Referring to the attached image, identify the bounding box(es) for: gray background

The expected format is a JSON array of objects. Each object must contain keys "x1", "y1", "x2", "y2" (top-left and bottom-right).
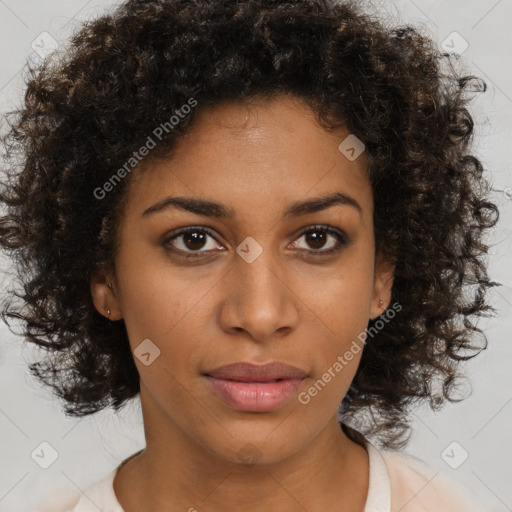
[{"x1": 0, "y1": 0, "x2": 511, "y2": 510}]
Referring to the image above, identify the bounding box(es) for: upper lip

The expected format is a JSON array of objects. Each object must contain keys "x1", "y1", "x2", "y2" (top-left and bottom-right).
[{"x1": 203, "y1": 361, "x2": 308, "y2": 382}]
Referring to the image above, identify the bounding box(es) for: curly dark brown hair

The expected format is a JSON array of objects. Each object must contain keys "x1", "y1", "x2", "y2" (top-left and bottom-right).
[{"x1": 0, "y1": 0, "x2": 501, "y2": 449}]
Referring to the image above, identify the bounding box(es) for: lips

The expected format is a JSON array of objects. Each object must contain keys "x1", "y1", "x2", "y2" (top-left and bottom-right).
[
  {"x1": 202, "y1": 361, "x2": 307, "y2": 412},
  {"x1": 203, "y1": 361, "x2": 308, "y2": 382}
]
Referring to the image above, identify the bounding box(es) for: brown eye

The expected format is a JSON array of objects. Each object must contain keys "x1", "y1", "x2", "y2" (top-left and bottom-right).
[
  {"x1": 182, "y1": 231, "x2": 208, "y2": 251},
  {"x1": 304, "y1": 230, "x2": 328, "y2": 250},
  {"x1": 290, "y1": 225, "x2": 349, "y2": 254},
  {"x1": 164, "y1": 227, "x2": 224, "y2": 256}
]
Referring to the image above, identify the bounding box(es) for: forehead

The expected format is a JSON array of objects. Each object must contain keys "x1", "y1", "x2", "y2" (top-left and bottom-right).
[{"x1": 124, "y1": 94, "x2": 373, "y2": 223}]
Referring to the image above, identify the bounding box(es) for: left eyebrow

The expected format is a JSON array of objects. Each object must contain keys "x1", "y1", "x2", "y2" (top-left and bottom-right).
[
  {"x1": 282, "y1": 192, "x2": 363, "y2": 219},
  {"x1": 141, "y1": 192, "x2": 363, "y2": 219}
]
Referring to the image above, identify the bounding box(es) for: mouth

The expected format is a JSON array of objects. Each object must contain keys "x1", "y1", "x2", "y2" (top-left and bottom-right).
[
  {"x1": 202, "y1": 376, "x2": 305, "y2": 412},
  {"x1": 203, "y1": 361, "x2": 308, "y2": 381},
  {"x1": 202, "y1": 361, "x2": 307, "y2": 412}
]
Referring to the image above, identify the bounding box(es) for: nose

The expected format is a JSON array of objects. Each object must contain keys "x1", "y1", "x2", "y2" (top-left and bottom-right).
[{"x1": 218, "y1": 253, "x2": 300, "y2": 343}]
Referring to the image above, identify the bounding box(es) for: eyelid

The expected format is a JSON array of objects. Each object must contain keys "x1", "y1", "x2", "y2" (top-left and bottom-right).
[
  {"x1": 289, "y1": 224, "x2": 349, "y2": 254},
  {"x1": 163, "y1": 225, "x2": 224, "y2": 254},
  {"x1": 163, "y1": 224, "x2": 349, "y2": 256}
]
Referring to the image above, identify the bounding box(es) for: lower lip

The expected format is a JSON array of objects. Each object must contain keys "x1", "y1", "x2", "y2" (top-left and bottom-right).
[{"x1": 203, "y1": 376, "x2": 304, "y2": 412}]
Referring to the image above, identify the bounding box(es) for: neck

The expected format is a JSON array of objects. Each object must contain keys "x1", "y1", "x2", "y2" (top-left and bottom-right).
[{"x1": 114, "y1": 387, "x2": 369, "y2": 512}]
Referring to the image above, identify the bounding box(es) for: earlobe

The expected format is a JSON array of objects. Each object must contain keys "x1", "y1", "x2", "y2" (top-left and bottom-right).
[{"x1": 90, "y1": 271, "x2": 122, "y2": 320}]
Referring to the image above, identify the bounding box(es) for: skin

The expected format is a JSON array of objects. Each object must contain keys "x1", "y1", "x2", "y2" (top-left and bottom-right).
[{"x1": 91, "y1": 93, "x2": 395, "y2": 512}]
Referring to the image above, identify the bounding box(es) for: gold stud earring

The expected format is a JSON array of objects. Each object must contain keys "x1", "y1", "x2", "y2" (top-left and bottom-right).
[{"x1": 107, "y1": 283, "x2": 113, "y2": 316}]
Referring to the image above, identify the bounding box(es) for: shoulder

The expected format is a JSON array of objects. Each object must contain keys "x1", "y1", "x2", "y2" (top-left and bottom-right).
[
  {"x1": 33, "y1": 450, "x2": 143, "y2": 511},
  {"x1": 33, "y1": 469, "x2": 121, "y2": 512},
  {"x1": 377, "y1": 447, "x2": 489, "y2": 512}
]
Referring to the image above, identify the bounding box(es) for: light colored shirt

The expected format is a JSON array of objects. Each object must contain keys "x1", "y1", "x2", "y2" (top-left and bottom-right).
[{"x1": 34, "y1": 438, "x2": 492, "y2": 512}]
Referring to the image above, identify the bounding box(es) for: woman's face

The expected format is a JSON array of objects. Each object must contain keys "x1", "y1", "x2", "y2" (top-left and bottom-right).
[{"x1": 92, "y1": 94, "x2": 394, "y2": 465}]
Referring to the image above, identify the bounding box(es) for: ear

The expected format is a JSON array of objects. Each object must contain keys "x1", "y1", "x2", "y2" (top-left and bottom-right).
[
  {"x1": 369, "y1": 250, "x2": 395, "y2": 320},
  {"x1": 90, "y1": 269, "x2": 123, "y2": 320}
]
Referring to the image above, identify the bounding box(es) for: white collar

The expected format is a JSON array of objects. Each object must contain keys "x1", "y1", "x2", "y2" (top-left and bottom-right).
[{"x1": 363, "y1": 439, "x2": 392, "y2": 512}]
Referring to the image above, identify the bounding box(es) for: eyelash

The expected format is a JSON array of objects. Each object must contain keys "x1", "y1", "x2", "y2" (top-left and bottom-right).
[{"x1": 163, "y1": 224, "x2": 349, "y2": 259}]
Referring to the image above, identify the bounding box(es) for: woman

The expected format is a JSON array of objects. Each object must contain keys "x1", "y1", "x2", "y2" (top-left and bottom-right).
[{"x1": 0, "y1": 0, "x2": 500, "y2": 510}]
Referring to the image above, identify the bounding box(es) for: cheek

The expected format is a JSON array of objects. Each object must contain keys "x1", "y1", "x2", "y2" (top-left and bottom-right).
[
  {"x1": 299, "y1": 248, "x2": 375, "y2": 337},
  {"x1": 115, "y1": 239, "x2": 212, "y2": 346},
  {"x1": 295, "y1": 289, "x2": 368, "y2": 422},
  {"x1": 298, "y1": 248, "x2": 374, "y2": 393},
  {"x1": 114, "y1": 246, "x2": 224, "y2": 404}
]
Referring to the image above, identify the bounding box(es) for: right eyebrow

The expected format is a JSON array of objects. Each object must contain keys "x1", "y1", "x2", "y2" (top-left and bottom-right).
[{"x1": 142, "y1": 196, "x2": 234, "y2": 218}]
